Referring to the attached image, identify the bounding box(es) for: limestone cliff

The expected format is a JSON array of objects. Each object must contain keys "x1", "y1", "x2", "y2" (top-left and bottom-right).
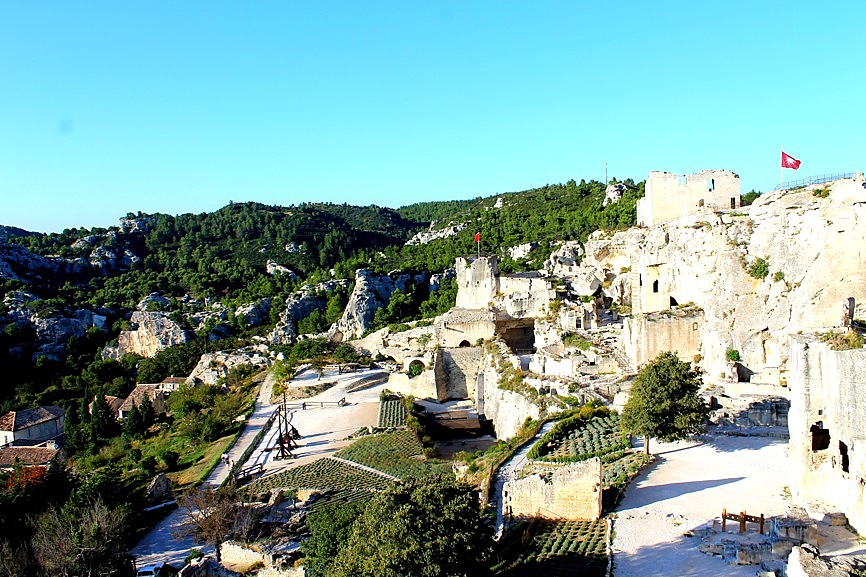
[
  {"x1": 268, "y1": 280, "x2": 350, "y2": 344},
  {"x1": 330, "y1": 269, "x2": 418, "y2": 341},
  {"x1": 107, "y1": 311, "x2": 191, "y2": 359},
  {"x1": 620, "y1": 177, "x2": 866, "y2": 378}
]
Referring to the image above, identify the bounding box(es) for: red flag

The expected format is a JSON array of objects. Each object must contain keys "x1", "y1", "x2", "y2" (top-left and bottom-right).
[
  {"x1": 781, "y1": 151, "x2": 801, "y2": 170},
  {"x1": 474, "y1": 232, "x2": 480, "y2": 243}
]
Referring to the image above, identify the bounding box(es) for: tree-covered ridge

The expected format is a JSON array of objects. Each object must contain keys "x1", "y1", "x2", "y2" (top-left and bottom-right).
[
  {"x1": 396, "y1": 198, "x2": 479, "y2": 224},
  {"x1": 379, "y1": 178, "x2": 644, "y2": 272}
]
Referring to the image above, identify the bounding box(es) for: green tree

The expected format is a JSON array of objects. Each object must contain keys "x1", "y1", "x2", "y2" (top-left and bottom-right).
[
  {"x1": 329, "y1": 476, "x2": 493, "y2": 577},
  {"x1": 89, "y1": 395, "x2": 118, "y2": 445},
  {"x1": 122, "y1": 402, "x2": 145, "y2": 438},
  {"x1": 301, "y1": 500, "x2": 367, "y2": 577},
  {"x1": 620, "y1": 351, "x2": 709, "y2": 455}
]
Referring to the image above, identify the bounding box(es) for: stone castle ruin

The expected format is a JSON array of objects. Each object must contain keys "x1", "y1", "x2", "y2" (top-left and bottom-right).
[{"x1": 349, "y1": 169, "x2": 866, "y2": 536}]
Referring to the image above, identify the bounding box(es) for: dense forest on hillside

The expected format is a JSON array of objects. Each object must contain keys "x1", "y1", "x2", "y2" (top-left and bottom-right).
[
  {"x1": 0, "y1": 177, "x2": 642, "y2": 411},
  {"x1": 0, "y1": 177, "x2": 644, "y2": 573}
]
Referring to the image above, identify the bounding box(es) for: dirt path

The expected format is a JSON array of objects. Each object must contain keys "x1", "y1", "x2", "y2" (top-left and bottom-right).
[
  {"x1": 612, "y1": 434, "x2": 790, "y2": 577},
  {"x1": 129, "y1": 367, "x2": 384, "y2": 568},
  {"x1": 129, "y1": 371, "x2": 278, "y2": 567}
]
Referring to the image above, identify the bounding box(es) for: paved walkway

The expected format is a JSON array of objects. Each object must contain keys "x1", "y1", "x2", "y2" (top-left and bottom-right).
[{"x1": 129, "y1": 370, "x2": 278, "y2": 567}]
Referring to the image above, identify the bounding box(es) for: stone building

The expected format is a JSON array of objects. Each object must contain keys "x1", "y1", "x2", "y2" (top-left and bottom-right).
[
  {"x1": 637, "y1": 169, "x2": 740, "y2": 227},
  {"x1": 0, "y1": 405, "x2": 65, "y2": 447}
]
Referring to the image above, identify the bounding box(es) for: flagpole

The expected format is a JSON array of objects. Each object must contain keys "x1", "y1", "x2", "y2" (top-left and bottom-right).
[{"x1": 780, "y1": 145, "x2": 784, "y2": 191}]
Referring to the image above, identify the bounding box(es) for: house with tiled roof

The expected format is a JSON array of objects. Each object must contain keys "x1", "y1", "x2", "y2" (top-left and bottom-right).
[
  {"x1": 0, "y1": 406, "x2": 65, "y2": 447},
  {"x1": 160, "y1": 376, "x2": 187, "y2": 391},
  {"x1": 0, "y1": 444, "x2": 64, "y2": 470},
  {"x1": 118, "y1": 385, "x2": 167, "y2": 419}
]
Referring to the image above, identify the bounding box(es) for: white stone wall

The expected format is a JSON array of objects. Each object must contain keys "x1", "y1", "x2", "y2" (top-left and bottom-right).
[
  {"x1": 788, "y1": 335, "x2": 866, "y2": 533},
  {"x1": 503, "y1": 458, "x2": 603, "y2": 520},
  {"x1": 623, "y1": 312, "x2": 703, "y2": 368},
  {"x1": 455, "y1": 257, "x2": 499, "y2": 309},
  {"x1": 638, "y1": 170, "x2": 740, "y2": 227}
]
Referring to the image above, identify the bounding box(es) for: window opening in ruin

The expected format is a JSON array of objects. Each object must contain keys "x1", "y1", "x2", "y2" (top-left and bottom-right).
[
  {"x1": 840, "y1": 441, "x2": 849, "y2": 473},
  {"x1": 730, "y1": 198, "x2": 736, "y2": 209},
  {"x1": 670, "y1": 296, "x2": 679, "y2": 308},
  {"x1": 458, "y1": 340, "x2": 471, "y2": 348},
  {"x1": 664, "y1": 232, "x2": 670, "y2": 243},
  {"x1": 678, "y1": 175, "x2": 687, "y2": 186},
  {"x1": 639, "y1": 274, "x2": 642, "y2": 287},
  {"x1": 652, "y1": 280, "x2": 659, "y2": 293},
  {"x1": 810, "y1": 423, "x2": 831, "y2": 452}
]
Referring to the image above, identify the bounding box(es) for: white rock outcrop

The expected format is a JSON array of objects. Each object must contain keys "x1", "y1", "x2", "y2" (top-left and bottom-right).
[
  {"x1": 187, "y1": 349, "x2": 272, "y2": 385},
  {"x1": 405, "y1": 223, "x2": 466, "y2": 246},
  {"x1": 107, "y1": 311, "x2": 191, "y2": 359},
  {"x1": 329, "y1": 269, "x2": 417, "y2": 341}
]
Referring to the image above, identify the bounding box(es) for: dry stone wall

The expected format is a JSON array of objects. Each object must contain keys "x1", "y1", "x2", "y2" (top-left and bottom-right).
[{"x1": 503, "y1": 458, "x2": 602, "y2": 520}]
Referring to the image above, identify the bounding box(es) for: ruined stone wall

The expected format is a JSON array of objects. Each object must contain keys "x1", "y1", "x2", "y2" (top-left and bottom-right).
[
  {"x1": 788, "y1": 335, "x2": 866, "y2": 532},
  {"x1": 497, "y1": 275, "x2": 552, "y2": 318},
  {"x1": 623, "y1": 311, "x2": 703, "y2": 367},
  {"x1": 436, "y1": 309, "x2": 496, "y2": 348},
  {"x1": 637, "y1": 170, "x2": 740, "y2": 227},
  {"x1": 476, "y1": 352, "x2": 540, "y2": 440},
  {"x1": 503, "y1": 458, "x2": 603, "y2": 520},
  {"x1": 439, "y1": 347, "x2": 482, "y2": 400},
  {"x1": 455, "y1": 256, "x2": 499, "y2": 309},
  {"x1": 387, "y1": 361, "x2": 445, "y2": 401}
]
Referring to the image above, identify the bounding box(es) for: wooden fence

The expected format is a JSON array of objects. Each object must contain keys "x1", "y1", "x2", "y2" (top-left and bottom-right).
[{"x1": 721, "y1": 508, "x2": 765, "y2": 534}]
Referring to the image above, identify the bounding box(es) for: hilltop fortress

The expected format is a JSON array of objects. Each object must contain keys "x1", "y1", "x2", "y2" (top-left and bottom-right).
[{"x1": 357, "y1": 169, "x2": 866, "y2": 532}]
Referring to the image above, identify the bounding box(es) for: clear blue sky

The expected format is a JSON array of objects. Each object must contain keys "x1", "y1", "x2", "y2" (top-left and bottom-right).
[{"x1": 2, "y1": 2, "x2": 864, "y2": 233}]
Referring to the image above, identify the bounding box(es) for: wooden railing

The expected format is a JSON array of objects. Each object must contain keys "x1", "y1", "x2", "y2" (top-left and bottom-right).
[{"x1": 721, "y1": 508, "x2": 765, "y2": 534}]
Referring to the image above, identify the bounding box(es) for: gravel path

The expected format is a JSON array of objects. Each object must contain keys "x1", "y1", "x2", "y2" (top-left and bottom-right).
[
  {"x1": 612, "y1": 434, "x2": 790, "y2": 577},
  {"x1": 129, "y1": 367, "x2": 385, "y2": 568},
  {"x1": 129, "y1": 370, "x2": 279, "y2": 567},
  {"x1": 491, "y1": 420, "x2": 557, "y2": 539}
]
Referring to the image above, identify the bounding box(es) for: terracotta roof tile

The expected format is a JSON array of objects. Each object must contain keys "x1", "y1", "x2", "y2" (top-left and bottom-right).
[{"x1": 0, "y1": 446, "x2": 59, "y2": 468}]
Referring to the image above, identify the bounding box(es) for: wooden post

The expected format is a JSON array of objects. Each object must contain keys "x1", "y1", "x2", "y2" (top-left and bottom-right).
[
  {"x1": 759, "y1": 514, "x2": 764, "y2": 535},
  {"x1": 739, "y1": 511, "x2": 746, "y2": 534},
  {"x1": 722, "y1": 508, "x2": 726, "y2": 532}
]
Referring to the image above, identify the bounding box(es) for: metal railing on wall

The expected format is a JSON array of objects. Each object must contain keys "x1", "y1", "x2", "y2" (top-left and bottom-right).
[{"x1": 774, "y1": 173, "x2": 855, "y2": 190}]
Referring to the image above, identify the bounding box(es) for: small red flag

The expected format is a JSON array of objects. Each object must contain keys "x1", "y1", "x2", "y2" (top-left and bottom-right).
[
  {"x1": 474, "y1": 232, "x2": 480, "y2": 243},
  {"x1": 781, "y1": 151, "x2": 801, "y2": 170}
]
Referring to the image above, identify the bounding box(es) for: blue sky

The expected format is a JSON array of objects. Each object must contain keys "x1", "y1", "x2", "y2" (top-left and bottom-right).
[{"x1": 1, "y1": 2, "x2": 864, "y2": 233}]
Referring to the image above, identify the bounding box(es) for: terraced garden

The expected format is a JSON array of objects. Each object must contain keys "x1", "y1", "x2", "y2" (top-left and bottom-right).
[
  {"x1": 248, "y1": 456, "x2": 394, "y2": 495},
  {"x1": 377, "y1": 398, "x2": 408, "y2": 428},
  {"x1": 493, "y1": 519, "x2": 608, "y2": 577},
  {"x1": 602, "y1": 450, "x2": 651, "y2": 489},
  {"x1": 335, "y1": 429, "x2": 448, "y2": 479},
  {"x1": 528, "y1": 414, "x2": 628, "y2": 463}
]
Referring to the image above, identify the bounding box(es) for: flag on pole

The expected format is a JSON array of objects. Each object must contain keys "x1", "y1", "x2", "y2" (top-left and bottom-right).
[
  {"x1": 474, "y1": 232, "x2": 480, "y2": 243},
  {"x1": 781, "y1": 151, "x2": 801, "y2": 170}
]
